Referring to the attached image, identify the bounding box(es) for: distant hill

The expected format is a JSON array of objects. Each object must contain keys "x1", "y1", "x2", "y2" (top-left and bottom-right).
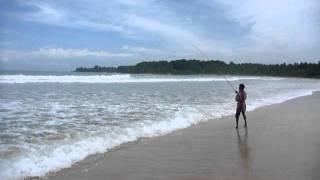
[{"x1": 75, "y1": 59, "x2": 320, "y2": 78}]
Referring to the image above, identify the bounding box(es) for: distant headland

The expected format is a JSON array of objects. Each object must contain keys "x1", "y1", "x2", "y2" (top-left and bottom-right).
[{"x1": 75, "y1": 59, "x2": 320, "y2": 78}]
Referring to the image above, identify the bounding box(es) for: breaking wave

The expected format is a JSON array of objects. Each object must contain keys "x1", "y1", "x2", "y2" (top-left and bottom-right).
[{"x1": 0, "y1": 74, "x2": 284, "y2": 83}]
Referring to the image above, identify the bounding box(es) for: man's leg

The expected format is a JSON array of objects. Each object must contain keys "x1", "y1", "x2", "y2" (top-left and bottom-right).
[
  {"x1": 235, "y1": 111, "x2": 240, "y2": 128},
  {"x1": 242, "y1": 111, "x2": 247, "y2": 127}
]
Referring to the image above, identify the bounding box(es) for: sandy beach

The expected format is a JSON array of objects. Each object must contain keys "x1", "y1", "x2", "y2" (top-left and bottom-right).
[{"x1": 45, "y1": 91, "x2": 320, "y2": 180}]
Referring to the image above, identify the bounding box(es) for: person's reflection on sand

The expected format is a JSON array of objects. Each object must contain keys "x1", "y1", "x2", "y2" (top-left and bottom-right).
[{"x1": 236, "y1": 128, "x2": 251, "y2": 177}]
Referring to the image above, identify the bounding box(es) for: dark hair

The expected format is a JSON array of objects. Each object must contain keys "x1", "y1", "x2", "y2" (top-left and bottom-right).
[{"x1": 239, "y1": 83, "x2": 245, "y2": 90}]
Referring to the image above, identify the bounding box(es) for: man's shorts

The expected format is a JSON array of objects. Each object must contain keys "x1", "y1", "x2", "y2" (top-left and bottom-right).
[{"x1": 236, "y1": 104, "x2": 246, "y2": 116}]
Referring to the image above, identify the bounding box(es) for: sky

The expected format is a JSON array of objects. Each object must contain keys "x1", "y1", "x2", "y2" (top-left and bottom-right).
[{"x1": 0, "y1": 0, "x2": 319, "y2": 71}]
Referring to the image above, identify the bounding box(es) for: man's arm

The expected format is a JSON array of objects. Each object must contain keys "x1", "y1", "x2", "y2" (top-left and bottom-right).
[{"x1": 235, "y1": 94, "x2": 240, "y2": 102}]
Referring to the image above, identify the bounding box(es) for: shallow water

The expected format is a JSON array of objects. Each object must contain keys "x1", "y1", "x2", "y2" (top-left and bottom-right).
[{"x1": 1, "y1": 73, "x2": 320, "y2": 179}]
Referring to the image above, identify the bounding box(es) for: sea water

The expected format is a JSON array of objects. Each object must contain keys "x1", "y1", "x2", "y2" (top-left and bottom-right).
[{"x1": 1, "y1": 73, "x2": 320, "y2": 179}]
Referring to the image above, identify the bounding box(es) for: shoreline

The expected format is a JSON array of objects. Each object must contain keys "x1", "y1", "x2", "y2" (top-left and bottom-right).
[{"x1": 42, "y1": 90, "x2": 320, "y2": 180}]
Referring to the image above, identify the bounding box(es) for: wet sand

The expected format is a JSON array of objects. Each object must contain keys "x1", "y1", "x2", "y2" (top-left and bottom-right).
[{"x1": 46, "y1": 91, "x2": 320, "y2": 180}]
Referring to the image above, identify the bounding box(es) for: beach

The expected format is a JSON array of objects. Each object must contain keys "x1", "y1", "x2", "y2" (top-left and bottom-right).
[
  {"x1": 44, "y1": 91, "x2": 320, "y2": 180},
  {"x1": 3, "y1": 0, "x2": 320, "y2": 179}
]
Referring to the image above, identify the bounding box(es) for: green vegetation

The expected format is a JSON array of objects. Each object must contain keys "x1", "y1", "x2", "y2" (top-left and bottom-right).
[{"x1": 75, "y1": 59, "x2": 320, "y2": 78}]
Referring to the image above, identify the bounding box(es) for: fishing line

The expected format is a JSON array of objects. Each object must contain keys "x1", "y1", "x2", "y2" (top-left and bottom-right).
[{"x1": 191, "y1": 44, "x2": 236, "y2": 92}]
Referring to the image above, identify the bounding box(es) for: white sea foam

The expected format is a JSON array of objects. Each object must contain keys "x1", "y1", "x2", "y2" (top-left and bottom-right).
[
  {"x1": 1, "y1": 106, "x2": 208, "y2": 180},
  {"x1": 247, "y1": 89, "x2": 318, "y2": 111},
  {"x1": 0, "y1": 74, "x2": 284, "y2": 83}
]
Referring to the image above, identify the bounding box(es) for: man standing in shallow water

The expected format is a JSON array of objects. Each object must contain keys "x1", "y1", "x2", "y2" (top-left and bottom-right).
[{"x1": 235, "y1": 84, "x2": 247, "y2": 128}]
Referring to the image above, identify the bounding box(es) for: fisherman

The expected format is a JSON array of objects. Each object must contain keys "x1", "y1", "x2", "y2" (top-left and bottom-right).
[{"x1": 235, "y1": 83, "x2": 247, "y2": 128}]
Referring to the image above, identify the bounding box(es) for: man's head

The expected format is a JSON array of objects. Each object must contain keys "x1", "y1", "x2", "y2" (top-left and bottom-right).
[{"x1": 239, "y1": 83, "x2": 245, "y2": 90}]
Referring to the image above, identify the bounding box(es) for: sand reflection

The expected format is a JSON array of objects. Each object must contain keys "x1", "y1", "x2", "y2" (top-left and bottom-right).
[{"x1": 236, "y1": 128, "x2": 251, "y2": 177}]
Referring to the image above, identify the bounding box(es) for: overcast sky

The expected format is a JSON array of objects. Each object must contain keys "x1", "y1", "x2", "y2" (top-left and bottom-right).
[{"x1": 0, "y1": 0, "x2": 319, "y2": 71}]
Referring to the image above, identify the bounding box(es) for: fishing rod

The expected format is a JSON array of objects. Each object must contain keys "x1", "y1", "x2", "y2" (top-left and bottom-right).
[{"x1": 191, "y1": 44, "x2": 237, "y2": 92}]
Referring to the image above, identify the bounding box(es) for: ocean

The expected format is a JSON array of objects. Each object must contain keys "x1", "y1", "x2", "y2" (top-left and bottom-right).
[{"x1": 1, "y1": 72, "x2": 320, "y2": 179}]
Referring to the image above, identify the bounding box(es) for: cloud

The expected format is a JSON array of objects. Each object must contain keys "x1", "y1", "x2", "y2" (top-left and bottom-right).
[
  {"x1": 125, "y1": 15, "x2": 233, "y2": 57},
  {"x1": 32, "y1": 3, "x2": 63, "y2": 21},
  {"x1": 12, "y1": 0, "x2": 233, "y2": 56},
  {"x1": 215, "y1": 0, "x2": 320, "y2": 56},
  {"x1": 2, "y1": 0, "x2": 319, "y2": 69},
  {"x1": 17, "y1": 1, "x2": 131, "y2": 34},
  {"x1": 0, "y1": 48, "x2": 133, "y2": 60},
  {"x1": 123, "y1": 45, "x2": 163, "y2": 54}
]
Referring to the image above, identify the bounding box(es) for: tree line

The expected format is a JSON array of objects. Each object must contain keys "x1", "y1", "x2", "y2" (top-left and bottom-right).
[{"x1": 75, "y1": 59, "x2": 320, "y2": 78}]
